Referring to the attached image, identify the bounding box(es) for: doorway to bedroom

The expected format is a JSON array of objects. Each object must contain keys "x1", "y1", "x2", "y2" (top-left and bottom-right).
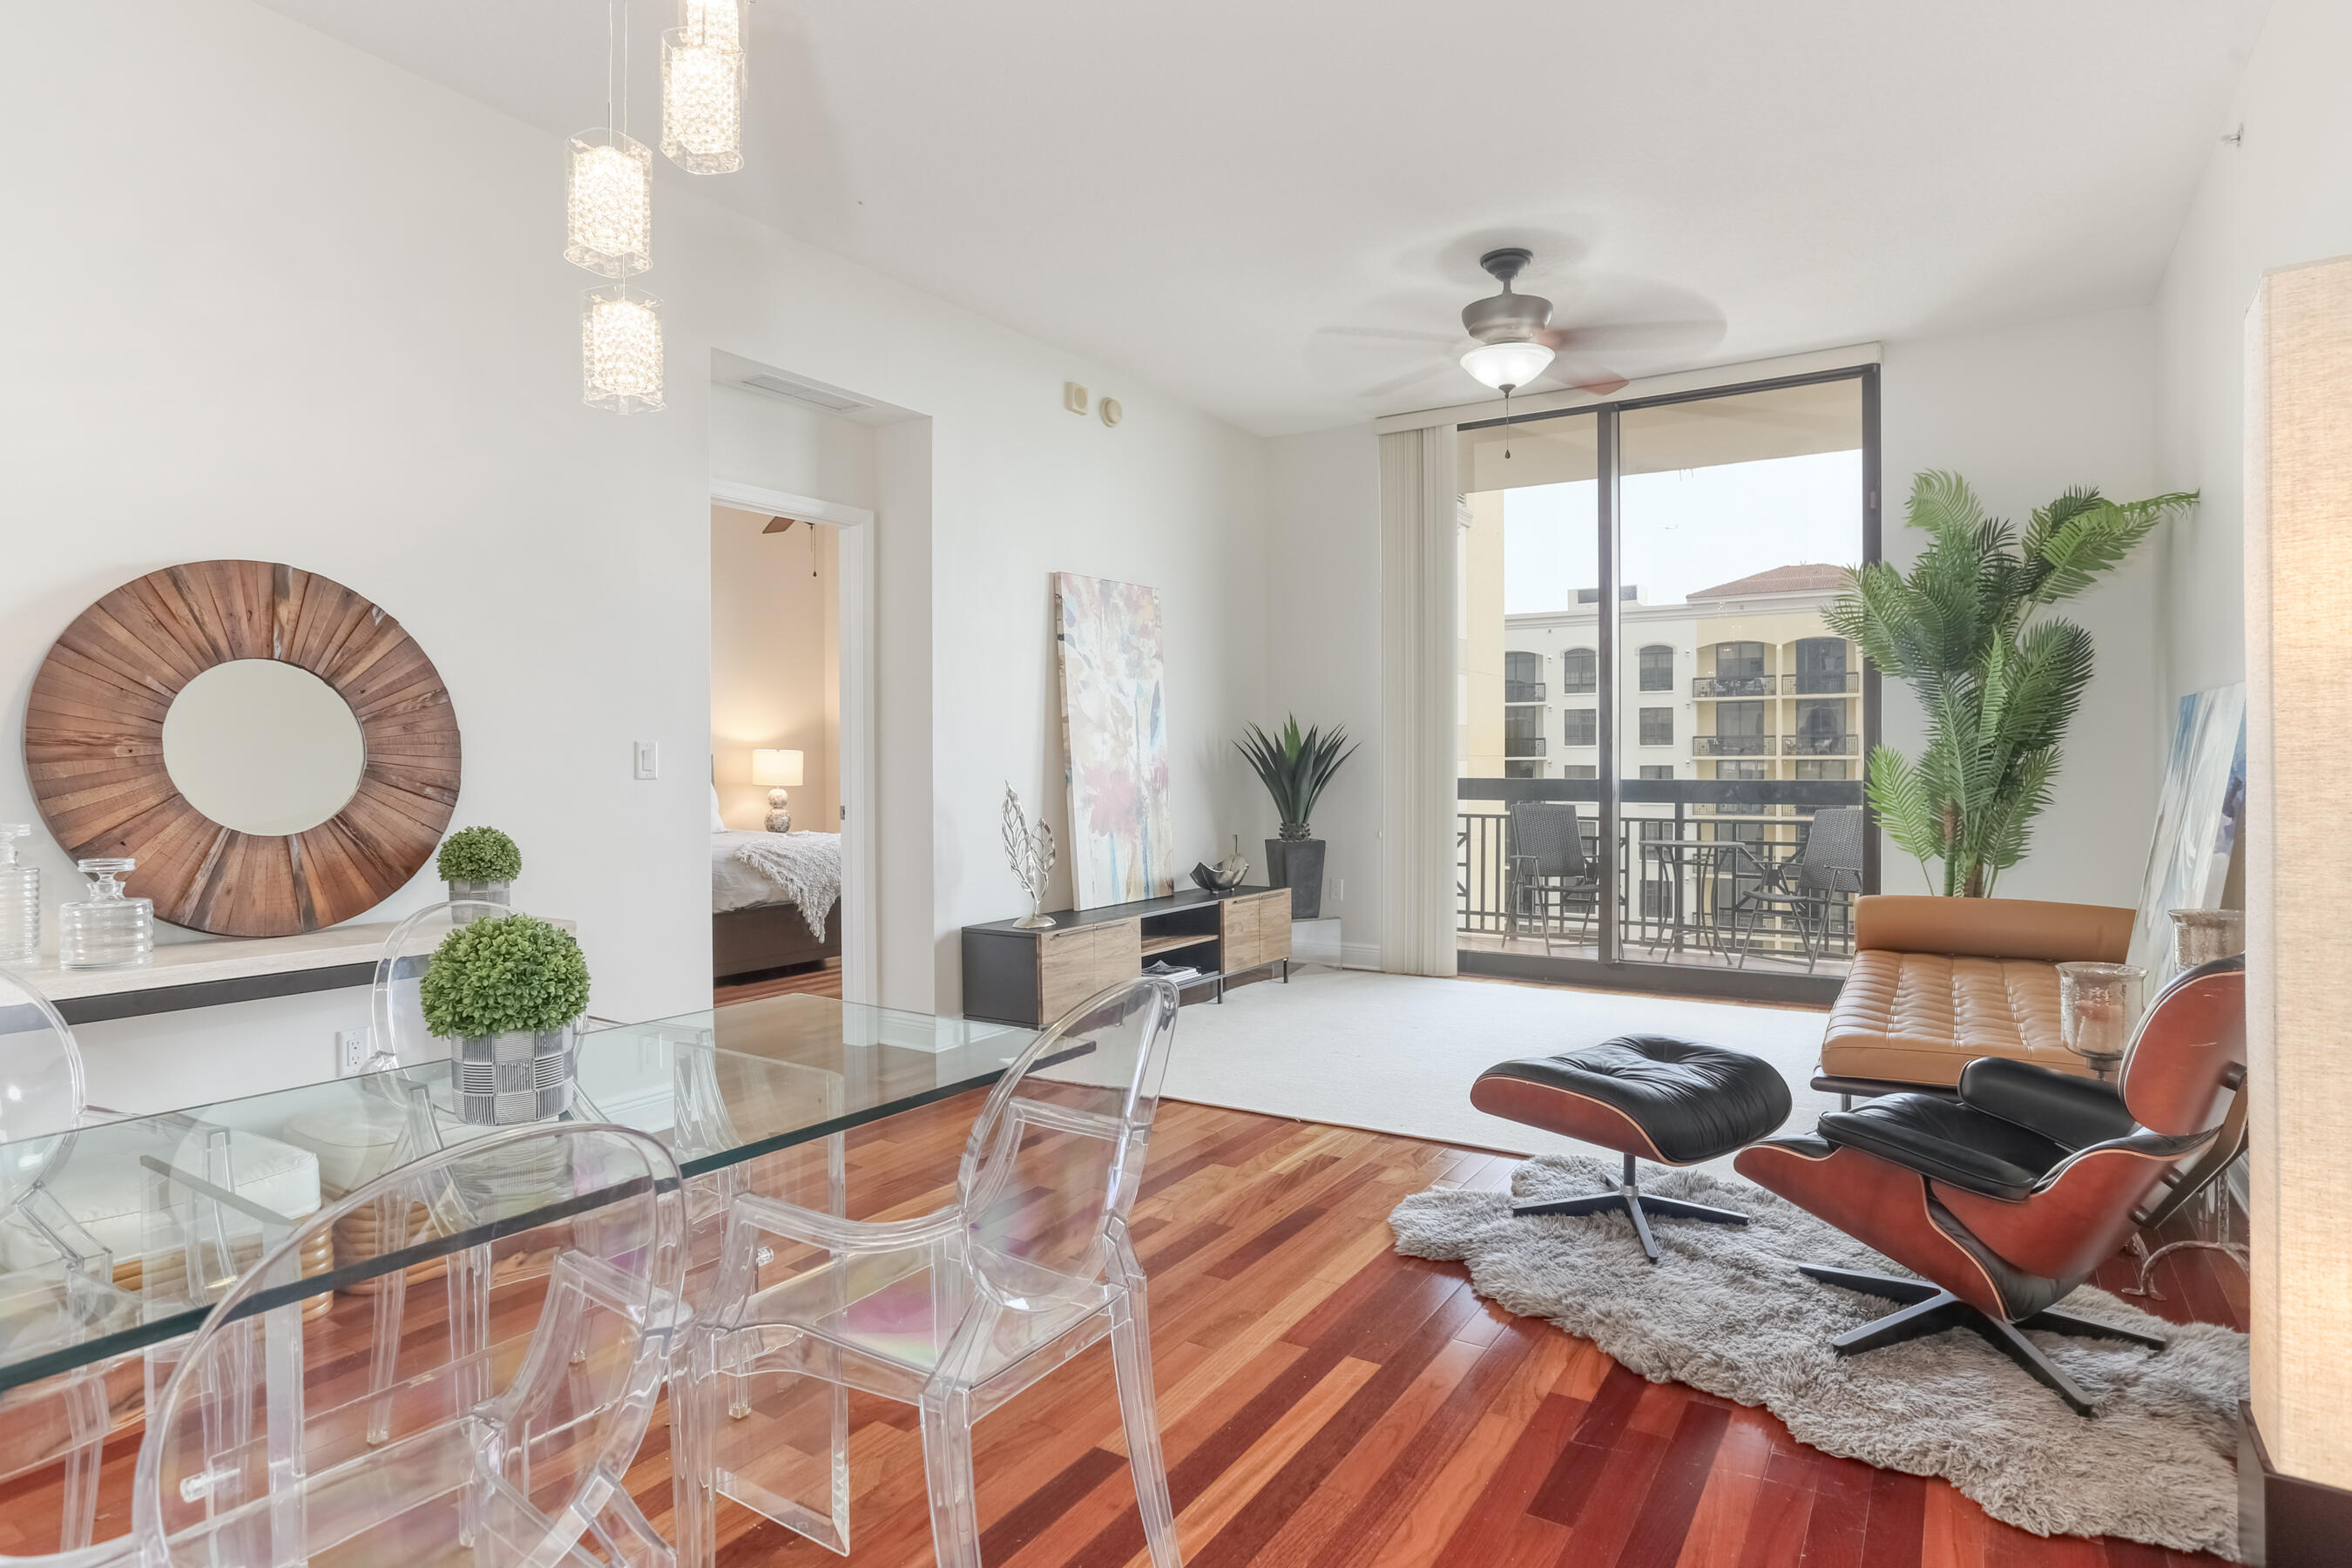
[{"x1": 710, "y1": 499, "x2": 848, "y2": 1001}]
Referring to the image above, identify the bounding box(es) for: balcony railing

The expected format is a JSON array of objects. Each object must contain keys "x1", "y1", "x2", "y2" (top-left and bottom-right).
[
  {"x1": 1783, "y1": 732, "x2": 1860, "y2": 756},
  {"x1": 1692, "y1": 674, "x2": 1774, "y2": 698},
  {"x1": 1504, "y1": 735, "x2": 1547, "y2": 758},
  {"x1": 1693, "y1": 733, "x2": 1774, "y2": 756},
  {"x1": 1784, "y1": 671, "x2": 1860, "y2": 694},
  {"x1": 1452, "y1": 777, "x2": 1863, "y2": 970},
  {"x1": 1504, "y1": 680, "x2": 1548, "y2": 703}
]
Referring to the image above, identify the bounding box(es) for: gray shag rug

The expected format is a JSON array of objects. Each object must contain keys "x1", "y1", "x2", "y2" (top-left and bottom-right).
[{"x1": 1389, "y1": 1154, "x2": 2247, "y2": 1558}]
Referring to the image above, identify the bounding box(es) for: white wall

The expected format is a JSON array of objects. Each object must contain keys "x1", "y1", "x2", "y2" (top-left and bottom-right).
[
  {"x1": 0, "y1": 0, "x2": 1267, "y2": 1104},
  {"x1": 1264, "y1": 425, "x2": 1384, "y2": 965},
  {"x1": 1878, "y1": 306, "x2": 2162, "y2": 908},
  {"x1": 708, "y1": 384, "x2": 880, "y2": 511},
  {"x1": 2154, "y1": 0, "x2": 2352, "y2": 709}
]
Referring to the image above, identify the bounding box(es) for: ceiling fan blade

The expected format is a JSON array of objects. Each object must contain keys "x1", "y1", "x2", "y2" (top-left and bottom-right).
[
  {"x1": 1537, "y1": 320, "x2": 1721, "y2": 353},
  {"x1": 1356, "y1": 362, "x2": 1460, "y2": 401},
  {"x1": 763, "y1": 516, "x2": 801, "y2": 534},
  {"x1": 1319, "y1": 325, "x2": 1464, "y2": 346},
  {"x1": 1538, "y1": 357, "x2": 1630, "y2": 397}
]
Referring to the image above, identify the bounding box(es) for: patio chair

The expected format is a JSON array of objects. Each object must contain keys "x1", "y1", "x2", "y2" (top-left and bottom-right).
[
  {"x1": 132, "y1": 1121, "x2": 686, "y2": 1567},
  {"x1": 1727, "y1": 807, "x2": 1863, "y2": 971},
  {"x1": 676, "y1": 977, "x2": 1186, "y2": 1568},
  {"x1": 1505, "y1": 802, "x2": 1599, "y2": 954}
]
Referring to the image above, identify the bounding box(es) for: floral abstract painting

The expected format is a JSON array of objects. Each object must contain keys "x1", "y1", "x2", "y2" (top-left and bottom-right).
[{"x1": 1055, "y1": 572, "x2": 1173, "y2": 906}]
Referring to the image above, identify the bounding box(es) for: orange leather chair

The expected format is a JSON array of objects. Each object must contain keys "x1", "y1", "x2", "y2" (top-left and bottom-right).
[{"x1": 1736, "y1": 955, "x2": 2245, "y2": 1414}]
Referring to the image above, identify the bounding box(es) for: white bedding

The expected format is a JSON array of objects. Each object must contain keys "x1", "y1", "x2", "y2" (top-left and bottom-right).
[{"x1": 713, "y1": 829, "x2": 841, "y2": 930}]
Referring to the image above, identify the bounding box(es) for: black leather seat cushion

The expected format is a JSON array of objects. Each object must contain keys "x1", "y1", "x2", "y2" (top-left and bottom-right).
[
  {"x1": 1477, "y1": 1035, "x2": 1793, "y2": 1165},
  {"x1": 1817, "y1": 1093, "x2": 2068, "y2": 1200}
]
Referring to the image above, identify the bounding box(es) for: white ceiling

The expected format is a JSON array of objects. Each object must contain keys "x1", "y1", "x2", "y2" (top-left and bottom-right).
[{"x1": 254, "y1": 0, "x2": 2268, "y2": 436}]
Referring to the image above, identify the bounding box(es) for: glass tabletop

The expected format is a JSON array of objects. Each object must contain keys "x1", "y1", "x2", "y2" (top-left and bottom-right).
[{"x1": 0, "y1": 994, "x2": 1041, "y2": 1391}]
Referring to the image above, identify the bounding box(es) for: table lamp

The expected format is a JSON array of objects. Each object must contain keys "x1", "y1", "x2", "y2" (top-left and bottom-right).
[{"x1": 752, "y1": 749, "x2": 803, "y2": 833}]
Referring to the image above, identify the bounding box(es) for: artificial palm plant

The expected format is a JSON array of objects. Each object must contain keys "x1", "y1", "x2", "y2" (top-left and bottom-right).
[
  {"x1": 1238, "y1": 717, "x2": 1357, "y2": 840},
  {"x1": 1826, "y1": 471, "x2": 2195, "y2": 897}
]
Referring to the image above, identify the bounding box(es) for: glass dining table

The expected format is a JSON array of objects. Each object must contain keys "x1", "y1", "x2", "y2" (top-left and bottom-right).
[{"x1": 0, "y1": 993, "x2": 1043, "y2": 1397}]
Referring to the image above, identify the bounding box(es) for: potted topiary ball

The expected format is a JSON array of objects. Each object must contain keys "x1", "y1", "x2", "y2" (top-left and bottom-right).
[
  {"x1": 419, "y1": 913, "x2": 590, "y2": 1125},
  {"x1": 436, "y1": 826, "x2": 521, "y2": 911}
]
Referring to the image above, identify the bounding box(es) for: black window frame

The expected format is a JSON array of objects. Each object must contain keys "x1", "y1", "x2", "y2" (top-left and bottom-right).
[
  {"x1": 1561, "y1": 646, "x2": 1598, "y2": 695},
  {"x1": 1637, "y1": 645, "x2": 1674, "y2": 693}
]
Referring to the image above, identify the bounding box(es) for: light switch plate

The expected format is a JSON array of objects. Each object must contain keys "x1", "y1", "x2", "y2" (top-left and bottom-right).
[
  {"x1": 1063, "y1": 381, "x2": 1089, "y2": 415},
  {"x1": 633, "y1": 740, "x2": 659, "y2": 780}
]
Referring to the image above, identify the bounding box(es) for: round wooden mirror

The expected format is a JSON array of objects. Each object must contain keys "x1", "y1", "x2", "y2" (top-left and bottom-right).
[{"x1": 24, "y1": 560, "x2": 462, "y2": 937}]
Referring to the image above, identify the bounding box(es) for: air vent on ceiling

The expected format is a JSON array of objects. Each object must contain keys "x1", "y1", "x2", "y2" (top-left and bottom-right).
[{"x1": 737, "y1": 371, "x2": 868, "y2": 413}]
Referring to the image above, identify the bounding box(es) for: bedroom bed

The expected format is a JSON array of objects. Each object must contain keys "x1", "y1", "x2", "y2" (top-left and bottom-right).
[{"x1": 712, "y1": 828, "x2": 843, "y2": 983}]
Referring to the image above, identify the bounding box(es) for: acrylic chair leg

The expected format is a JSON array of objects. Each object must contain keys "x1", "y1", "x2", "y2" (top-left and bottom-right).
[
  {"x1": 366, "y1": 1193, "x2": 408, "y2": 1444},
  {"x1": 918, "y1": 1389, "x2": 985, "y2": 1568},
  {"x1": 57, "y1": 1371, "x2": 108, "y2": 1553},
  {"x1": 1109, "y1": 1297, "x2": 1185, "y2": 1568},
  {"x1": 672, "y1": 1332, "x2": 718, "y2": 1568}
]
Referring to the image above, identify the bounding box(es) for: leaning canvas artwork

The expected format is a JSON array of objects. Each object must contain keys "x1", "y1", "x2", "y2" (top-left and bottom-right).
[
  {"x1": 2129, "y1": 682, "x2": 2247, "y2": 983},
  {"x1": 1055, "y1": 572, "x2": 1174, "y2": 907}
]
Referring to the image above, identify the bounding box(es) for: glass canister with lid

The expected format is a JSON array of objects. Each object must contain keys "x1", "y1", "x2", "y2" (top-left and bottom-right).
[
  {"x1": 0, "y1": 825, "x2": 36, "y2": 965},
  {"x1": 58, "y1": 858, "x2": 153, "y2": 970}
]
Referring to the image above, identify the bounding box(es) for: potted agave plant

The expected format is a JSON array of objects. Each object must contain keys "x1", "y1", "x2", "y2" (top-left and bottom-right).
[
  {"x1": 436, "y1": 826, "x2": 521, "y2": 913},
  {"x1": 419, "y1": 913, "x2": 590, "y2": 1125},
  {"x1": 1238, "y1": 717, "x2": 1357, "y2": 920}
]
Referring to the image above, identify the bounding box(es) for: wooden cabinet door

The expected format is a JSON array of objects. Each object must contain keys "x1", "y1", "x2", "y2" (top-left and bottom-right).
[{"x1": 1039, "y1": 921, "x2": 1142, "y2": 1022}]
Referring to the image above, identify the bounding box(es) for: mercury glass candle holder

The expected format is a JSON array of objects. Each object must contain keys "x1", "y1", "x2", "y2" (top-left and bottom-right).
[
  {"x1": 2168, "y1": 908, "x2": 2246, "y2": 972},
  {"x1": 2057, "y1": 961, "x2": 2146, "y2": 1080}
]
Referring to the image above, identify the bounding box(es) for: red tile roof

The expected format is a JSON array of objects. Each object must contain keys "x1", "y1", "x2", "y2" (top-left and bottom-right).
[{"x1": 1686, "y1": 563, "x2": 1851, "y2": 600}]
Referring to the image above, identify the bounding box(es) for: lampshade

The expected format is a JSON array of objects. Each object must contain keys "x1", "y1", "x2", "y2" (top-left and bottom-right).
[
  {"x1": 564, "y1": 130, "x2": 652, "y2": 277},
  {"x1": 582, "y1": 283, "x2": 665, "y2": 414},
  {"x1": 1460, "y1": 340, "x2": 1554, "y2": 393},
  {"x1": 752, "y1": 749, "x2": 803, "y2": 787},
  {"x1": 661, "y1": 24, "x2": 745, "y2": 175}
]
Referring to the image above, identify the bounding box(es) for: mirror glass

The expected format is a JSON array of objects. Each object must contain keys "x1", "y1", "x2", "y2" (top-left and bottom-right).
[{"x1": 162, "y1": 659, "x2": 366, "y2": 835}]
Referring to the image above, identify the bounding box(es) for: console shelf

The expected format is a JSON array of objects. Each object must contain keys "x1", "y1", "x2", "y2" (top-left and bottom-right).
[{"x1": 961, "y1": 888, "x2": 1293, "y2": 1027}]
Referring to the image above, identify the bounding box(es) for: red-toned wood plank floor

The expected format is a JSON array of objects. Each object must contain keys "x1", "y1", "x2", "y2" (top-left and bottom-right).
[
  {"x1": 7, "y1": 1078, "x2": 2239, "y2": 1566},
  {"x1": 640, "y1": 1093, "x2": 2240, "y2": 1568}
]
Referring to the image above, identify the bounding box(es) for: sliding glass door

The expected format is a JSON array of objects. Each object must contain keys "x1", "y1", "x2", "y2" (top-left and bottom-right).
[{"x1": 1454, "y1": 368, "x2": 1877, "y2": 1001}]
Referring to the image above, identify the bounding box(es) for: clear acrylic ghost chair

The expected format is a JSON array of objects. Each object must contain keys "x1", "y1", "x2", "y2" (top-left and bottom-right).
[
  {"x1": 0, "y1": 964, "x2": 139, "y2": 1562},
  {"x1": 354, "y1": 902, "x2": 602, "y2": 1444},
  {"x1": 132, "y1": 1121, "x2": 686, "y2": 1568},
  {"x1": 678, "y1": 977, "x2": 1185, "y2": 1568}
]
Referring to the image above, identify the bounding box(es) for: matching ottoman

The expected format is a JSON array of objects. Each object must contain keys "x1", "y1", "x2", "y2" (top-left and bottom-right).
[{"x1": 1470, "y1": 1034, "x2": 1792, "y2": 1263}]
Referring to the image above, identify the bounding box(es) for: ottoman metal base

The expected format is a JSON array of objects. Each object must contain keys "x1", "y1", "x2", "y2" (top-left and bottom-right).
[{"x1": 1511, "y1": 1152, "x2": 1752, "y2": 1264}]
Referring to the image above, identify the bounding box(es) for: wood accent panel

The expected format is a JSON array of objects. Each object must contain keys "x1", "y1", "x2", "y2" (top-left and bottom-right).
[
  {"x1": 1039, "y1": 919, "x2": 1144, "y2": 1020},
  {"x1": 0, "y1": 1096, "x2": 2244, "y2": 1565},
  {"x1": 1220, "y1": 889, "x2": 1292, "y2": 973},
  {"x1": 24, "y1": 561, "x2": 459, "y2": 937}
]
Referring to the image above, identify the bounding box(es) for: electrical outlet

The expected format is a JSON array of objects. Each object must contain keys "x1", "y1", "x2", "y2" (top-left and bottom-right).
[
  {"x1": 1334, "y1": 879, "x2": 1346, "y2": 902},
  {"x1": 338, "y1": 1027, "x2": 374, "y2": 1076},
  {"x1": 633, "y1": 740, "x2": 659, "y2": 780}
]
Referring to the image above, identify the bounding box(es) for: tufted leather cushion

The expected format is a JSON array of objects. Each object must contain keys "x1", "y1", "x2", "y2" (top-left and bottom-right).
[
  {"x1": 1817, "y1": 1092, "x2": 2067, "y2": 1201},
  {"x1": 1472, "y1": 1035, "x2": 1792, "y2": 1166},
  {"x1": 1820, "y1": 950, "x2": 2097, "y2": 1088}
]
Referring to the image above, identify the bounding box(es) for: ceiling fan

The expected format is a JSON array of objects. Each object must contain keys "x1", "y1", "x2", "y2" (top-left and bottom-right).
[{"x1": 1305, "y1": 246, "x2": 1722, "y2": 412}]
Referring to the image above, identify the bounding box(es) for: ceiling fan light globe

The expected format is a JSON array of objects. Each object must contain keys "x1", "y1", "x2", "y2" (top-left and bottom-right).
[{"x1": 1460, "y1": 340, "x2": 1554, "y2": 392}]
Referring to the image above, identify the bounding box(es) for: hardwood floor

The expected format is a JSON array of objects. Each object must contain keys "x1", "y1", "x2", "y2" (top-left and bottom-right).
[
  {"x1": 4, "y1": 1096, "x2": 2239, "y2": 1565},
  {"x1": 625, "y1": 1097, "x2": 2242, "y2": 1568},
  {"x1": 715, "y1": 958, "x2": 845, "y2": 1005}
]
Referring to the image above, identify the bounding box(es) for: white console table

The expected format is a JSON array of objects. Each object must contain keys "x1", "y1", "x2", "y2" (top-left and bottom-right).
[{"x1": 13, "y1": 923, "x2": 400, "y2": 1024}]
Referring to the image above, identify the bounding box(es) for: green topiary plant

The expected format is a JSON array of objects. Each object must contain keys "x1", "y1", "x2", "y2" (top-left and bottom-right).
[
  {"x1": 1237, "y1": 717, "x2": 1358, "y2": 841},
  {"x1": 1825, "y1": 471, "x2": 2196, "y2": 897},
  {"x1": 436, "y1": 826, "x2": 522, "y2": 883},
  {"x1": 419, "y1": 914, "x2": 590, "y2": 1039}
]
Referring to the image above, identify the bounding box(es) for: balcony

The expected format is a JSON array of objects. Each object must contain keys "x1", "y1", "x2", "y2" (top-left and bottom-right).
[
  {"x1": 1504, "y1": 735, "x2": 1548, "y2": 758},
  {"x1": 1692, "y1": 675, "x2": 1774, "y2": 699},
  {"x1": 1504, "y1": 680, "x2": 1548, "y2": 703},
  {"x1": 1784, "y1": 671, "x2": 1860, "y2": 694},
  {"x1": 1783, "y1": 733, "x2": 1860, "y2": 757},
  {"x1": 1693, "y1": 734, "x2": 1774, "y2": 757}
]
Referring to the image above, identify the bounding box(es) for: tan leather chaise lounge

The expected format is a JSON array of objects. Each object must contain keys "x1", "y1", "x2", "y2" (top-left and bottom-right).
[{"x1": 1816, "y1": 894, "x2": 2137, "y2": 1100}]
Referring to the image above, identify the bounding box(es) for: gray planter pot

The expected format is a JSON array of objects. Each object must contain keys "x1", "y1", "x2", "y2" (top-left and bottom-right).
[
  {"x1": 1263, "y1": 838, "x2": 1326, "y2": 920},
  {"x1": 449, "y1": 1022, "x2": 576, "y2": 1125},
  {"x1": 447, "y1": 881, "x2": 513, "y2": 919}
]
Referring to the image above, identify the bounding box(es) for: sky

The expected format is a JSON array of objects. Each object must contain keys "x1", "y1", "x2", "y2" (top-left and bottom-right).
[{"x1": 1500, "y1": 449, "x2": 1864, "y2": 614}]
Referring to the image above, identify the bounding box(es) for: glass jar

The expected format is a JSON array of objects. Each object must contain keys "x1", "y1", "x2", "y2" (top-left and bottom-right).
[
  {"x1": 58, "y1": 859, "x2": 152, "y2": 970},
  {"x1": 0, "y1": 825, "x2": 36, "y2": 966},
  {"x1": 2168, "y1": 908, "x2": 2246, "y2": 973},
  {"x1": 2056, "y1": 961, "x2": 2146, "y2": 1080}
]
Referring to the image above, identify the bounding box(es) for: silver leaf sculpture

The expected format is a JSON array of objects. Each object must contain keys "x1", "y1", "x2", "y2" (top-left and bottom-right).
[{"x1": 1001, "y1": 784, "x2": 1058, "y2": 929}]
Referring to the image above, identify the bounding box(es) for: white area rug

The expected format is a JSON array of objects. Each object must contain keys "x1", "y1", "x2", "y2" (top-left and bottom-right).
[{"x1": 1163, "y1": 967, "x2": 1835, "y2": 1174}]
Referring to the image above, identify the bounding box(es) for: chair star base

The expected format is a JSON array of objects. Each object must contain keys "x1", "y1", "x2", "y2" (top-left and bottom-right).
[
  {"x1": 1512, "y1": 1152, "x2": 1753, "y2": 1264},
  {"x1": 1797, "y1": 1265, "x2": 2165, "y2": 1417}
]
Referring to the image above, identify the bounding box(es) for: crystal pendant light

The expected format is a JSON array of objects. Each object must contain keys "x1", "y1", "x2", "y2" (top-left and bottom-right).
[
  {"x1": 662, "y1": 0, "x2": 745, "y2": 175},
  {"x1": 564, "y1": 130, "x2": 652, "y2": 277},
  {"x1": 583, "y1": 284, "x2": 665, "y2": 413}
]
